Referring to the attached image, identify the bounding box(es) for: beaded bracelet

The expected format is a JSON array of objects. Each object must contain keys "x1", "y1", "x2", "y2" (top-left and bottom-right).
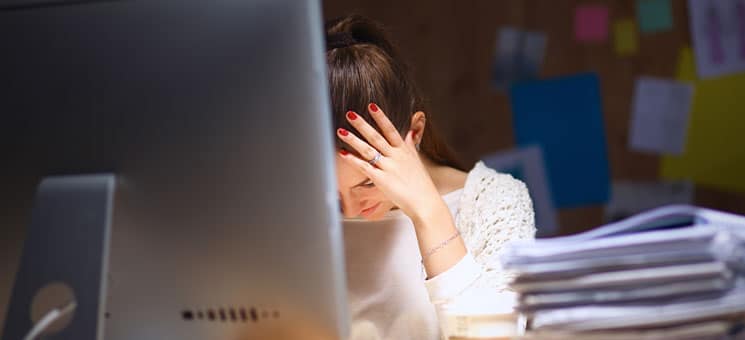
[{"x1": 422, "y1": 230, "x2": 461, "y2": 262}]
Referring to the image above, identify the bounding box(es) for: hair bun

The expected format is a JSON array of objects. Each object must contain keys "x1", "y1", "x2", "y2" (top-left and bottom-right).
[
  {"x1": 324, "y1": 14, "x2": 396, "y2": 58},
  {"x1": 326, "y1": 32, "x2": 358, "y2": 50}
]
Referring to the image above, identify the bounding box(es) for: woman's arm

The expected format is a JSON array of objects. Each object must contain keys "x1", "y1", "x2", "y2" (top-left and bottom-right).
[{"x1": 425, "y1": 168, "x2": 535, "y2": 329}]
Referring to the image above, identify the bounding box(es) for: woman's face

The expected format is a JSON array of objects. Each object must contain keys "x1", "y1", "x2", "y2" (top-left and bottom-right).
[{"x1": 335, "y1": 153, "x2": 396, "y2": 220}]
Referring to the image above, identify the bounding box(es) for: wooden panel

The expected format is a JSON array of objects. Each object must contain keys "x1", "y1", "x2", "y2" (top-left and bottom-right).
[{"x1": 323, "y1": 0, "x2": 745, "y2": 234}]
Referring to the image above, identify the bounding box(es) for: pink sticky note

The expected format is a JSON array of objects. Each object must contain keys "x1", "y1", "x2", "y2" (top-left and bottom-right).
[{"x1": 575, "y1": 5, "x2": 609, "y2": 42}]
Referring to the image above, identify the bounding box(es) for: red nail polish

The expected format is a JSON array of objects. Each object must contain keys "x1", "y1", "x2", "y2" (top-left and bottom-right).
[
  {"x1": 369, "y1": 103, "x2": 379, "y2": 112},
  {"x1": 338, "y1": 128, "x2": 349, "y2": 136},
  {"x1": 340, "y1": 149, "x2": 349, "y2": 155},
  {"x1": 346, "y1": 111, "x2": 357, "y2": 120}
]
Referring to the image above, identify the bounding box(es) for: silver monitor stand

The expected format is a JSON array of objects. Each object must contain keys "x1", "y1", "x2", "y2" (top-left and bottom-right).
[{"x1": 3, "y1": 174, "x2": 115, "y2": 340}]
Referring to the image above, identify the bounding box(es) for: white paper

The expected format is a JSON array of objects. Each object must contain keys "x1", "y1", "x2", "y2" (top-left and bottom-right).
[
  {"x1": 501, "y1": 204, "x2": 745, "y2": 262},
  {"x1": 605, "y1": 180, "x2": 694, "y2": 222},
  {"x1": 481, "y1": 145, "x2": 558, "y2": 237},
  {"x1": 522, "y1": 278, "x2": 730, "y2": 308},
  {"x1": 511, "y1": 261, "x2": 731, "y2": 293},
  {"x1": 522, "y1": 321, "x2": 732, "y2": 340},
  {"x1": 531, "y1": 289, "x2": 745, "y2": 331},
  {"x1": 518, "y1": 31, "x2": 547, "y2": 80},
  {"x1": 492, "y1": 28, "x2": 547, "y2": 89},
  {"x1": 492, "y1": 27, "x2": 523, "y2": 89},
  {"x1": 512, "y1": 248, "x2": 714, "y2": 278},
  {"x1": 629, "y1": 77, "x2": 694, "y2": 155},
  {"x1": 688, "y1": 0, "x2": 745, "y2": 79}
]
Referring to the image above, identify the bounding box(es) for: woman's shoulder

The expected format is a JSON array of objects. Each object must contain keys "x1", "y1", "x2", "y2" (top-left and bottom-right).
[
  {"x1": 461, "y1": 161, "x2": 531, "y2": 206},
  {"x1": 454, "y1": 161, "x2": 535, "y2": 276}
]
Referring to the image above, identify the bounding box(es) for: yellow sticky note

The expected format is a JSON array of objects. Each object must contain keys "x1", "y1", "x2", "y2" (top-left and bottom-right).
[
  {"x1": 675, "y1": 46, "x2": 696, "y2": 81},
  {"x1": 661, "y1": 47, "x2": 745, "y2": 193},
  {"x1": 613, "y1": 19, "x2": 638, "y2": 56}
]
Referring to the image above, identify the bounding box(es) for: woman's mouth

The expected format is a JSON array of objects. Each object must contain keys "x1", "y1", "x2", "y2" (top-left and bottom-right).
[{"x1": 360, "y1": 202, "x2": 381, "y2": 218}]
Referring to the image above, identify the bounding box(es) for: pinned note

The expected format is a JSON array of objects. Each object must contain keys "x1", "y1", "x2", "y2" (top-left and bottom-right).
[
  {"x1": 614, "y1": 19, "x2": 639, "y2": 56},
  {"x1": 492, "y1": 27, "x2": 547, "y2": 90},
  {"x1": 687, "y1": 0, "x2": 745, "y2": 78},
  {"x1": 636, "y1": 0, "x2": 674, "y2": 33},
  {"x1": 510, "y1": 73, "x2": 611, "y2": 208},
  {"x1": 661, "y1": 47, "x2": 745, "y2": 193},
  {"x1": 574, "y1": 5, "x2": 610, "y2": 42},
  {"x1": 518, "y1": 32, "x2": 547, "y2": 80},
  {"x1": 629, "y1": 77, "x2": 694, "y2": 155}
]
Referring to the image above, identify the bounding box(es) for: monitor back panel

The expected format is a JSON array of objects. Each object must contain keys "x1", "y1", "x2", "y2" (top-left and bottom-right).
[{"x1": 0, "y1": 1, "x2": 348, "y2": 339}]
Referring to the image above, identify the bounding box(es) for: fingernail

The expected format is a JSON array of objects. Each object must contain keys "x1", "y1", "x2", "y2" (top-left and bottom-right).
[
  {"x1": 346, "y1": 111, "x2": 357, "y2": 120},
  {"x1": 369, "y1": 103, "x2": 379, "y2": 112},
  {"x1": 338, "y1": 128, "x2": 349, "y2": 136},
  {"x1": 340, "y1": 149, "x2": 349, "y2": 155}
]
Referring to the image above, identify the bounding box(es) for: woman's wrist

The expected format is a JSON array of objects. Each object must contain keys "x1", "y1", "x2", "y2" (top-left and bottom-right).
[
  {"x1": 410, "y1": 196, "x2": 452, "y2": 229},
  {"x1": 408, "y1": 194, "x2": 467, "y2": 278}
]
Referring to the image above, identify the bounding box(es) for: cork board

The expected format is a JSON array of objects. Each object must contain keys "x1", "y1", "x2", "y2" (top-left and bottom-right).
[{"x1": 323, "y1": 0, "x2": 745, "y2": 234}]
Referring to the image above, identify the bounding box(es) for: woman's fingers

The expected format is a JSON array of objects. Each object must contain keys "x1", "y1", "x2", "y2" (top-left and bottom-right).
[
  {"x1": 404, "y1": 129, "x2": 417, "y2": 150},
  {"x1": 367, "y1": 103, "x2": 404, "y2": 147},
  {"x1": 345, "y1": 109, "x2": 392, "y2": 156},
  {"x1": 339, "y1": 148, "x2": 383, "y2": 178},
  {"x1": 337, "y1": 128, "x2": 386, "y2": 167}
]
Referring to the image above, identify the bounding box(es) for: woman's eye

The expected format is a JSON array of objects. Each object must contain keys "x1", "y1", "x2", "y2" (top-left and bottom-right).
[{"x1": 362, "y1": 181, "x2": 375, "y2": 188}]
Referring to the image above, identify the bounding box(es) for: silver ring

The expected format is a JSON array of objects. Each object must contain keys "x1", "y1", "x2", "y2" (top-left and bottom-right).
[{"x1": 368, "y1": 152, "x2": 382, "y2": 166}]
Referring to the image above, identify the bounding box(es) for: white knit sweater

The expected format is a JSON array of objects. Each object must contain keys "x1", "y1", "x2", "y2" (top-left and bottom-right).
[
  {"x1": 343, "y1": 161, "x2": 536, "y2": 340},
  {"x1": 434, "y1": 161, "x2": 537, "y2": 293}
]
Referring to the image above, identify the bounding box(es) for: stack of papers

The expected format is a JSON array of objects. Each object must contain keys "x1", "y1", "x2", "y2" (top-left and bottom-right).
[{"x1": 501, "y1": 205, "x2": 745, "y2": 338}]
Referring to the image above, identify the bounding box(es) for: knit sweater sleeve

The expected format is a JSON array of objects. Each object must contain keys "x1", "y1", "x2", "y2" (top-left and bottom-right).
[
  {"x1": 458, "y1": 162, "x2": 536, "y2": 291},
  {"x1": 425, "y1": 161, "x2": 536, "y2": 312}
]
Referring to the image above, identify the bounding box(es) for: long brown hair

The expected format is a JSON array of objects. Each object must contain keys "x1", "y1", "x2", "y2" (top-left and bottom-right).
[{"x1": 325, "y1": 14, "x2": 465, "y2": 171}]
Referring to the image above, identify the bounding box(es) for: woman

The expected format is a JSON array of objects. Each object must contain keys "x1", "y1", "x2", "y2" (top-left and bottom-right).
[{"x1": 326, "y1": 15, "x2": 536, "y2": 339}]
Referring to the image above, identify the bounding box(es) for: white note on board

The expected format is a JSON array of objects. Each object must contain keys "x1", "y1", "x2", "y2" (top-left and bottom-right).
[
  {"x1": 688, "y1": 0, "x2": 745, "y2": 78},
  {"x1": 629, "y1": 77, "x2": 694, "y2": 155}
]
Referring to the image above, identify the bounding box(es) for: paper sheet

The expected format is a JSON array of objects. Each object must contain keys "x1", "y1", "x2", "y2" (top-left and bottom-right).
[
  {"x1": 481, "y1": 146, "x2": 558, "y2": 237},
  {"x1": 636, "y1": 0, "x2": 674, "y2": 33},
  {"x1": 518, "y1": 31, "x2": 547, "y2": 80},
  {"x1": 613, "y1": 19, "x2": 639, "y2": 56},
  {"x1": 661, "y1": 47, "x2": 745, "y2": 193},
  {"x1": 574, "y1": 5, "x2": 609, "y2": 42},
  {"x1": 687, "y1": 0, "x2": 745, "y2": 78},
  {"x1": 629, "y1": 77, "x2": 694, "y2": 155},
  {"x1": 605, "y1": 180, "x2": 694, "y2": 222},
  {"x1": 492, "y1": 27, "x2": 546, "y2": 90},
  {"x1": 530, "y1": 290, "x2": 745, "y2": 331},
  {"x1": 510, "y1": 73, "x2": 611, "y2": 208}
]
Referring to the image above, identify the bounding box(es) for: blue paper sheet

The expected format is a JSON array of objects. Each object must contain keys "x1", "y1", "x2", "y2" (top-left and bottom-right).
[{"x1": 510, "y1": 73, "x2": 610, "y2": 208}]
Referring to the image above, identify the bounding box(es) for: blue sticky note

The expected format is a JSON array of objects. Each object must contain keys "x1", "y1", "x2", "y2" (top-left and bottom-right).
[
  {"x1": 636, "y1": 0, "x2": 673, "y2": 33},
  {"x1": 510, "y1": 73, "x2": 610, "y2": 208}
]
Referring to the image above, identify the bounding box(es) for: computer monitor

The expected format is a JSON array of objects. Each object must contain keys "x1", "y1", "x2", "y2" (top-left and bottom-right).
[{"x1": 0, "y1": 1, "x2": 348, "y2": 339}]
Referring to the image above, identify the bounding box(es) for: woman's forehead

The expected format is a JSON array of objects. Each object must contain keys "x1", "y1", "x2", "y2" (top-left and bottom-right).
[{"x1": 335, "y1": 155, "x2": 367, "y2": 184}]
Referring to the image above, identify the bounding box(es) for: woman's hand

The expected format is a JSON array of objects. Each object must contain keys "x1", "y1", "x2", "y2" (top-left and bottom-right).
[{"x1": 336, "y1": 103, "x2": 447, "y2": 224}]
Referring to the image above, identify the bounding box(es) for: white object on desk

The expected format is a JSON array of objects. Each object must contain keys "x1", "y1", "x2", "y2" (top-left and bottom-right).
[{"x1": 440, "y1": 289, "x2": 521, "y2": 339}]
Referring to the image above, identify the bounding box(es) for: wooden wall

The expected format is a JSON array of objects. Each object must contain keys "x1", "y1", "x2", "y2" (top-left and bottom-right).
[{"x1": 323, "y1": 0, "x2": 745, "y2": 234}]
